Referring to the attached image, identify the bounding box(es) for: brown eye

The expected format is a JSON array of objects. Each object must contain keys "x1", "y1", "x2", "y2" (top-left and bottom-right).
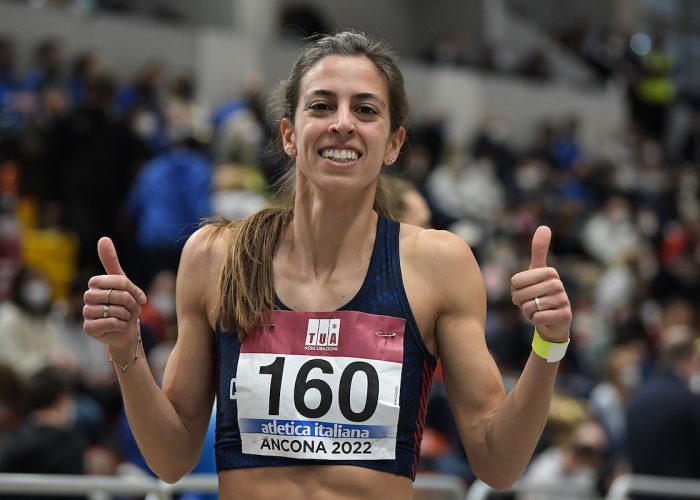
[
  {"x1": 309, "y1": 102, "x2": 333, "y2": 112},
  {"x1": 356, "y1": 105, "x2": 377, "y2": 115}
]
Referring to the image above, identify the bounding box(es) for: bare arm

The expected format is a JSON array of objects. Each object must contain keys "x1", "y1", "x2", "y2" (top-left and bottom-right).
[
  {"x1": 83, "y1": 228, "x2": 223, "y2": 482},
  {"x1": 421, "y1": 227, "x2": 571, "y2": 489}
]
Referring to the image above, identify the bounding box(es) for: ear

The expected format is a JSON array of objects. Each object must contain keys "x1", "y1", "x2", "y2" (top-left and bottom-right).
[
  {"x1": 383, "y1": 126, "x2": 406, "y2": 166},
  {"x1": 280, "y1": 118, "x2": 296, "y2": 152}
]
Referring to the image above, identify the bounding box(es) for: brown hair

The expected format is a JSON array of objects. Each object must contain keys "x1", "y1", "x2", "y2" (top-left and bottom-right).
[{"x1": 213, "y1": 31, "x2": 410, "y2": 338}]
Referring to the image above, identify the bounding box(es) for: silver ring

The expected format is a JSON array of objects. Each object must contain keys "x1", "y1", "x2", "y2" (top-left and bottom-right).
[
  {"x1": 103, "y1": 305, "x2": 110, "y2": 318},
  {"x1": 534, "y1": 296, "x2": 543, "y2": 312},
  {"x1": 106, "y1": 289, "x2": 113, "y2": 306}
]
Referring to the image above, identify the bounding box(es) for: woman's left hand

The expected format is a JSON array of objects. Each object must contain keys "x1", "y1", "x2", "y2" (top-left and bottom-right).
[{"x1": 510, "y1": 226, "x2": 572, "y2": 342}]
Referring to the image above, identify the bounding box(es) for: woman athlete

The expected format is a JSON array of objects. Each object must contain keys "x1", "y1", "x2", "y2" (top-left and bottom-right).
[{"x1": 83, "y1": 31, "x2": 572, "y2": 499}]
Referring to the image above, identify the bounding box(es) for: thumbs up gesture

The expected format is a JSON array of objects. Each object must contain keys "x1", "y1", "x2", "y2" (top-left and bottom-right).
[
  {"x1": 83, "y1": 237, "x2": 147, "y2": 350},
  {"x1": 510, "y1": 226, "x2": 572, "y2": 342}
]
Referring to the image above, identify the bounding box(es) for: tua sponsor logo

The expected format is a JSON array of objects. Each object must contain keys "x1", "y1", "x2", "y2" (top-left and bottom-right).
[{"x1": 305, "y1": 319, "x2": 340, "y2": 351}]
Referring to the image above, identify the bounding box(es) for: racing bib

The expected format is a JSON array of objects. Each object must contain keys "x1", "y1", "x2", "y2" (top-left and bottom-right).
[{"x1": 234, "y1": 310, "x2": 405, "y2": 460}]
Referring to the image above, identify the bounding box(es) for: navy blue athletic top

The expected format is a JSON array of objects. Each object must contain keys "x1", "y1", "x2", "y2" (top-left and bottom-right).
[{"x1": 214, "y1": 216, "x2": 437, "y2": 480}]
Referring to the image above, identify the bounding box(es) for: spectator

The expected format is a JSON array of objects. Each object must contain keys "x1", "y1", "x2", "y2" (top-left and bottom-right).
[
  {"x1": 67, "y1": 51, "x2": 104, "y2": 105},
  {"x1": 15, "y1": 84, "x2": 70, "y2": 202},
  {"x1": 210, "y1": 162, "x2": 268, "y2": 222},
  {"x1": 425, "y1": 148, "x2": 505, "y2": 227},
  {"x1": 626, "y1": 326, "x2": 700, "y2": 489},
  {"x1": 386, "y1": 176, "x2": 432, "y2": 229},
  {"x1": 55, "y1": 276, "x2": 119, "y2": 421},
  {"x1": 126, "y1": 120, "x2": 212, "y2": 285},
  {"x1": 519, "y1": 419, "x2": 609, "y2": 500},
  {"x1": 471, "y1": 114, "x2": 518, "y2": 196},
  {"x1": 22, "y1": 38, "x2": 64, "y2": 94},
  {"x1": 0, "y1": 367, "x2": 87, "y2": 499},
  {"x1": 589, "y1": 345, "x2": 643, "y2": 453},
  {"x1": 166, "y1": 74, "x2": 211, "y2": 147},
  {"x1": 630, "y1": 35, "x2": 675, "y2": 142},
  {"x1": 552, "y1": 116, "x2": 584, "y2": 171},
  {"x1": 211, "y1": 73, "x2": 268, "y2": 169},
  {"x1": 653, "y1": 215, "x2": 700, "y2": 302},
  {"x1": 0, "y1": 266, "x2": 64, "y2": 379},
  {"x1": 581, "y1": 195, "x2": 641, "y2": 265},
  {"x1": 117, "y1": 61, "x2": 166, "y2": 153},
  {"x1": 43, "y1": 74, "x2": 148, "y2": 270},
  {"x1": 138, "y1": 269, "x2": 178, "y2": 347}
]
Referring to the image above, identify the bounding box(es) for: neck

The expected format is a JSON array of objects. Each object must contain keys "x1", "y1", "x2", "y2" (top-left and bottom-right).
[{"x1": 286, "y1": 191, "x2": 378, "y2": 281}]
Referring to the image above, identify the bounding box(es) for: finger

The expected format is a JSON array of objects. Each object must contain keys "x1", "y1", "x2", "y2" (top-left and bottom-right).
[
  {"x1": 87, "y1": 275, "x2": 147, "y2": 305},
  {"x1": 84, "y1": 289, "x2": 141, "y2": 316},
  {"x1": 96, "y1": 237, "x2": 147, "y2": 304},
  {"x1": 511, "y1": 278, "x2": 564, "y2": 306},
  {"x1": 529, "y1": 226, "x2": 552, "y2": 270},
  {"x1": 83, "y1": 304, "x2": 133, "y2": 323},
  {"x1": 521, "y1": 292, "x2": 569, "y2": 319},
  {"x1": 511, "y1": 267, "x2": 561, "y2": 291},
  {"x1": 98, "y1": 237, "x2": 126, "y2": 276}
]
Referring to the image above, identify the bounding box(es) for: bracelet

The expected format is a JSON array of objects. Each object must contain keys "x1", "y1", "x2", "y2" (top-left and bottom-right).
[
  {"x1": 110, "y1": 319, "x2": 142, "y2": 374},
  {"x1": 531, "y1": 327, "x2": 569, "y2": 363}
]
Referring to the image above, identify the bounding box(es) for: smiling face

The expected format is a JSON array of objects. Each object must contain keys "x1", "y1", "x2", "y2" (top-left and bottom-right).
[{"x1": 281, "y1": 55, "x2": 405, "y2": 197}]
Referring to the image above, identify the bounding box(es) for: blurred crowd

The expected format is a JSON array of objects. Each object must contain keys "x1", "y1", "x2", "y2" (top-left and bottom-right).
[{"x1": 0, "y1": 30, "x2": 698, "y2": 500}]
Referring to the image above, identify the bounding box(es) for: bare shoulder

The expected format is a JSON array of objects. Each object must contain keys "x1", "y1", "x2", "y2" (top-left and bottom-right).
[
  {"x1": 400, "y1": 223, "x2": 479, "y2": 275},
  {"x1": 177, "y1": 223, "x2": 235, "y2": 325},
  {"x1": 400, "y1": 223, "x2": 485, "y2": 322},
  {"x1": 181, "y1": 223, "x2": 234, "y2": 265}
]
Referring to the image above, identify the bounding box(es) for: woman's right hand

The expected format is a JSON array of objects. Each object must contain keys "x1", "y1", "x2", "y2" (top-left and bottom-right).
[{"x1": 83, "y1": 237, "x2": 147, "y2": 354}]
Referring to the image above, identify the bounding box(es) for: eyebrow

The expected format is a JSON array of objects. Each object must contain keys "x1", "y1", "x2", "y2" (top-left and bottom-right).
[{"x1": 303, "y1": 89, "x2": 386, "y2": 109}]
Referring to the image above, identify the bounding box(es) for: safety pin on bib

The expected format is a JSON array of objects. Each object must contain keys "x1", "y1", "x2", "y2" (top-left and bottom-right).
[{"x1": 375, "y1": 331, "x2": 397, "y2": 337}]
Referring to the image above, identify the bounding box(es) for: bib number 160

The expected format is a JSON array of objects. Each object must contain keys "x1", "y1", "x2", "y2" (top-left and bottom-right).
[{"x1": 259, "y1": 357, "x2": 379, "y2": 423}]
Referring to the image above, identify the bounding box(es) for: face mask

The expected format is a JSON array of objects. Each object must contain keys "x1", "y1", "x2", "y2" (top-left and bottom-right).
[
  {"x1": 20, "y1": 280, "x2": 52, "y2": 311},
  {"x1": 619, "y1": 365, "x2": 641, "y2": 389},
  {"x1": 690, "y1": 370, "x2": 700, "y2": 395},
  {"x1": 133, "y1": 112, "x2": 158, "y2": 138},
  {"x1": 152, "y1": 292, "x2": 175, "y2": 318},
  {"x1": 0, "y1": 214, "x2": 18, "y2": 238}
]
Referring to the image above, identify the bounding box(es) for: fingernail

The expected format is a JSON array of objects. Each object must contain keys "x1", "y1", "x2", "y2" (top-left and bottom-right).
[{"x1": 140, "y1": 294, "x2": 147, "y2": 304}]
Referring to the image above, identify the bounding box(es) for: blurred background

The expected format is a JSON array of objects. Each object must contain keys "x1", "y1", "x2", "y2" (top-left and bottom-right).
[{"x1": 0, "y1": 0, "x2": 699, "y2": 498}]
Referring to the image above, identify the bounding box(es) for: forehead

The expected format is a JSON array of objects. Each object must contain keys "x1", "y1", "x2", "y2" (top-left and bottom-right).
[{"x1": 299, "y1": 55, "x2": 389, "y2": 100}]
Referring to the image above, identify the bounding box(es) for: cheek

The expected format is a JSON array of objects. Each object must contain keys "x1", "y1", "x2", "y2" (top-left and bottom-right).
[{"x1": 298, "y1": 122, "x2": 323, "y2": 148}]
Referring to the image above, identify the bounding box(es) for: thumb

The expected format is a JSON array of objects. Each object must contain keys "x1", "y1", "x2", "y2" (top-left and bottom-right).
[
  {"x1": 97, "y1": 237, "x2": 126, "y2": 276},
  {"x1": 529, "y1": 226, "x2": 551, "y2": 270}
]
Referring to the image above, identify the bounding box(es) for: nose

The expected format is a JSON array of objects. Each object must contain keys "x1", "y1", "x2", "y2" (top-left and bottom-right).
[{"x1": 330, "y1": 106, "x2": 355, "y2": 135}]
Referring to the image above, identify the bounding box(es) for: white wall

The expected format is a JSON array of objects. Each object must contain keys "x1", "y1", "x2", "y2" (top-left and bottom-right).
[
  {"x1": 480, "y1": 77, "x2": 625, "y2": 151},
  {"x1": 506, "y1": 0, "x2": 614, "y2": 32},
  {"x1": 399, "y1": 63, "x2": 624, "y2": 150},
  {"x1": 194, "y1": 29, "x2": 262, "y2": 106}
]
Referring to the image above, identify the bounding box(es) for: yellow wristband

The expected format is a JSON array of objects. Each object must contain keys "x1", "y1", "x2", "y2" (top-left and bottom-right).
[{"x1": 532, "y1": 328, "x2": 569, "y2": 363}]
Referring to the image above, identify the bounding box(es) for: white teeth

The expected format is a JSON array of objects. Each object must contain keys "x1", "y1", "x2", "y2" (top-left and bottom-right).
[{"x1": 321, "y1": 149, "x2": 358, "y2": 161}]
